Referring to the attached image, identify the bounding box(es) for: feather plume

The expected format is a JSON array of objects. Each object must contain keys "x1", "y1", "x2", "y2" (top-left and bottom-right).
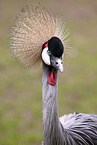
[{"x1": 10, "y1": 6, "x2": 71, "y2": 68}]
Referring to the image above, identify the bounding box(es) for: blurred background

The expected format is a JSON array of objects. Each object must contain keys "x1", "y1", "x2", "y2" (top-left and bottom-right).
[{"x1": 0, "y1": 0, "x2": 97, "y2": 144}]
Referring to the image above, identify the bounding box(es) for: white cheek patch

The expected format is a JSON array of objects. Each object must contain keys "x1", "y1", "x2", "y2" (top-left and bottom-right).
[{"x1": 42, "y1": 47, "x2": 50, "y2": 65}]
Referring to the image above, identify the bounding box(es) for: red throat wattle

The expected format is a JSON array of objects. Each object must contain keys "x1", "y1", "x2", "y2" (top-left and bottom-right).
[{"x1": 48, "y1": 70, "x2": 56, "y2": 86}]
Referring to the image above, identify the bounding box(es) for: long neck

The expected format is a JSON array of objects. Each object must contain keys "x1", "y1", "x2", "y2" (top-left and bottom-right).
[{"x1": 42, "y1": 63, "x2": 64, "y2": 145}]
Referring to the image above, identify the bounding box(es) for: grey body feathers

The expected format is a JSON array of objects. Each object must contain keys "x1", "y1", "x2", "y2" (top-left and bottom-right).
[{"x1": 60, "y1": 112, "x2": 97, "y2": 145}]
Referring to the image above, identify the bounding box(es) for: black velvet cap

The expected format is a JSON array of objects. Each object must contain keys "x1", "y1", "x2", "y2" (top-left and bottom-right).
[{"x1": 48, "y1": 37, "x2": 64, "y2": 57}]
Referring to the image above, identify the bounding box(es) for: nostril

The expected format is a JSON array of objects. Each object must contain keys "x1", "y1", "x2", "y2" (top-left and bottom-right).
[
  {"x1": 56, "y1": 62, "x2": 58, "y2": 65},
  {"x1": 61, "y1": 62, "x2": 63, "y2": 64}
]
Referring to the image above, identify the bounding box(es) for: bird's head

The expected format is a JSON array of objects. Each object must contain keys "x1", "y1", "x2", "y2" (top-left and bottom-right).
[{"x1": 42, "y1": 37, "x2": 64, "y2": 72}]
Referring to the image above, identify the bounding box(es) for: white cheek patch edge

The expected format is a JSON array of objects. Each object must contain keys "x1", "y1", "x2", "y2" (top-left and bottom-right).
[{"x1": 42, "y1": 47, "x2": 50, "y2": 65}]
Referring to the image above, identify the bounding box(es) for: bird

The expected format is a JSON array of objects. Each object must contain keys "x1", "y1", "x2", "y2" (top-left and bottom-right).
[{"x1": 10, "y1": 6, "x2": 97, "y2": 145}]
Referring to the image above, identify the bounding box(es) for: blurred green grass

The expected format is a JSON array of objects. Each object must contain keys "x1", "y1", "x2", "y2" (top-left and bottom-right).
[{"x1": 0, "y1": 0, "x2": 97, "y2": 144}]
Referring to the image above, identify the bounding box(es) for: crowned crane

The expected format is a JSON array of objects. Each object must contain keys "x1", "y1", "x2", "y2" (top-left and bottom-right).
[{"x1": 10, "y1": 6, "x2": 97, "y2": 145}]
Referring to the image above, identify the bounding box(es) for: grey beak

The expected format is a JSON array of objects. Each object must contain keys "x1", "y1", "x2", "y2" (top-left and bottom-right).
[{"x1": 51, "y1": 56, "x2": 63, "y2": 72}]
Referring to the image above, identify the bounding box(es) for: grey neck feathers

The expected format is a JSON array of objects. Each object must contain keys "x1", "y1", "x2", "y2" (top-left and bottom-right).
[{"x1": 42, "y1": 63, "x2": 65, "y2": 145}]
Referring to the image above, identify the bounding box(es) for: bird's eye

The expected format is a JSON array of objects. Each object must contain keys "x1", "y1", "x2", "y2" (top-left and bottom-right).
[{"x1": 47, "y1": 50, "x2": 51, "y2": 56}]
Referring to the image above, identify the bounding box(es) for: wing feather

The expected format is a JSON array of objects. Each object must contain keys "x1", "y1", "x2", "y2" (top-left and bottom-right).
[{"x1": 60, "y1": 112, "x2": 97, "y2": 144}]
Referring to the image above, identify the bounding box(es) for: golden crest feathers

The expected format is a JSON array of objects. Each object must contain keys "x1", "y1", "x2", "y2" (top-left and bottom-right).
[{"x1": 10, "y1": 6, "x2": 70, "y2": 68}]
